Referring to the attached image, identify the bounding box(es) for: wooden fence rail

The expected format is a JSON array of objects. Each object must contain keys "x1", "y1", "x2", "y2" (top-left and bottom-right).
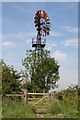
[
  {"x1": 28, "y1": 93, "x2": 49, "y2": 95},
  {"x1": 6, "y1": 94, "x2": 24, "y2": 97}
]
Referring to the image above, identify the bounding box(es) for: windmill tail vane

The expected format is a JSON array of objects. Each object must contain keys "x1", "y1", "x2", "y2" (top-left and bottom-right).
[{"x1": 32, "y1": 10, "x2": 51, "y2": 49}]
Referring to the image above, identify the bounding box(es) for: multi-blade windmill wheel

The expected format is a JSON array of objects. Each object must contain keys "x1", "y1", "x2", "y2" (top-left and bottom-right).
[{"x1": 32, "y1": 10, "x2": 51, "y2": 48}]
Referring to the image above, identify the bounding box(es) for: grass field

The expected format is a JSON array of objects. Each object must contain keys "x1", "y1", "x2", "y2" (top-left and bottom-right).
[
  {"x1": 2, "y1": 97, "x2": 37, "y2": 118},
  {"x1": 2, "y1": 95, "x2": 78, "y2": 118}
]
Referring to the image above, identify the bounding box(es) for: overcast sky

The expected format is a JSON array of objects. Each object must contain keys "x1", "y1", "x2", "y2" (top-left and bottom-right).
[{"x1": 2, "y1": 2, "x2": 78, "y2": 91}]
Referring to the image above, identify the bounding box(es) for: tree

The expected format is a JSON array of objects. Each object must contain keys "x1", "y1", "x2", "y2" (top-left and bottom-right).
[
  {"x1": 22, "y1": 49, "x2": 60, "y2": 93},
  {"x1": 57, "y1": 84, "x2": 78, "y2": 101},
  {"x1": 1, "y1": 60, "x2": 23, "y2": 96}
]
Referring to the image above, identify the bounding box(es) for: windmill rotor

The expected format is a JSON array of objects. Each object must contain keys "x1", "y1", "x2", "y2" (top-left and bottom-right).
[{"x1": 32, "y1": 10, "x2": 51, "y2": 48}]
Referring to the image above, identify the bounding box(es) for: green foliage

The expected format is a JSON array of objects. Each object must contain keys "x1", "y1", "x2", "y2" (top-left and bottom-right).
[
  {"x1": 1, "y1": 60, "x2": 23, "y2": 96},
  {"x1": 51, "y1": 99, "x2": 78, "y2": 118},
  {"x1": 2, "y1": 92, "x2": 78, "y2": 118},
  {"x1": 57, "y1": 84, "x2": 78, "y2": 101},
  {"x1": 22, "y1": 49, "x2": 60, "y2": 93},
  {"x1": 2, "y1": 97, "x2": 37, "y2": 118},
  {"x1": 51, "y1": 85, "x2": 78, "y2": 118}
]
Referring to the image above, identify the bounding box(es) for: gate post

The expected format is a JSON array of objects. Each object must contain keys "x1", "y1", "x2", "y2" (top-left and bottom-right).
[
  {"x1": 51, "y1": 91, "x2": 54, "y2": 107},
  {"x1": 24, "y1": 89, "x2": 28, "y2": 106},
  {"x1": 43, "y1": 90, "x2": 45, "y2": 95}
]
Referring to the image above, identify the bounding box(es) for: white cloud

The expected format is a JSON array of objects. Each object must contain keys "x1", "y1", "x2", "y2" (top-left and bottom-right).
[
  {"x1": 3, "y1": 41, "x2": 15, "y2": 46},
  {"x1": 26, "y1": 39, "x2": 32, "y2": 43},
  {"x1": 51, "y1": 31, "x2": 64, "y2": 37},
  {"x1": 51, "y1": 43, "x2": 57, "y2": 47},
  {"x1": 64, "y1": 38, "x2": 78, "y2": 47},
  {"x1": 47, "y1": 43, "x2": 57, "y2": 50},
  {"x1": 61, "y1": 26, "x2": 78, "y2": 33},
  {"x1": 52, "y1": 50, "x2": 68, "y2": 60},
  {"x1": 47, "y1": 46, "x2": 52, "y2": 50},
  {"x1": 3, "y1": 32, "x2": 36, "y2": 40}
]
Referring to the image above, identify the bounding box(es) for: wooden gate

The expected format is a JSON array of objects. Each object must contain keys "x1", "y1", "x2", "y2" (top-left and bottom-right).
[
  {"x1": 6, "y1": 89, "x2": 55, "y2": 113},
  {"x1": 32, "y1": 95, "x2": 50, "y2": 113},
  {"x1": 31, "y1": 91, "x2": 54, "y2": 113}
]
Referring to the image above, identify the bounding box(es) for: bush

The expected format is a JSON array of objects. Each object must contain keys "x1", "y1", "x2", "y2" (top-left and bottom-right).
[{"x1": 51, "y1": 98, "x2": 78, "y2": 118}]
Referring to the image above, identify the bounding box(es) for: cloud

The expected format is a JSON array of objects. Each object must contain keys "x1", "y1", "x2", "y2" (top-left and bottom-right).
[
  {"x1": 51, "y1": 43, "x2": 57, "y2": 47},
  {"x1": 47, "y1": 42, "x2": 57, "y2": 50},
  {"x1": 52, "y1": 50, "x2": 68, "y2": 60},
  {"x1": 61, "y1": 26, "x2": 78, "y2": 33},
  {"x1": 2, "y1": 31, "x2": 63, "y2": 40},
  {"x1": 3, "y1": 41, "x2": 15, "y2": 46},
  {"x1": 64, "y1": 38, "x2": 78, "y2": 47},
  {"x1": 3, "y1": 32, "x2": 36, "y2": 40},
  {"x1": 47, "y1": 46, "x2": 52, "y2": 50},
  {"x1": 51, "y1": 31, "x2": 64, "y2": 37},
  {"x1": 26, "y1": 39, "x2": 32, "y2": 43}
]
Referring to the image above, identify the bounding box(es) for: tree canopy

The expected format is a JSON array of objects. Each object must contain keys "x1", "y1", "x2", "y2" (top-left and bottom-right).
[
  {"x1": 22, "y1": 49, "x2": 60, "y2": 93},
  {"x1": 1, "y1": 60, "x2": 23, "y2": 96}
]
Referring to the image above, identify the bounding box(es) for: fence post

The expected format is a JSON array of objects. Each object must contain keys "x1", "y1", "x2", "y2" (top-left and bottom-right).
[
  {"x1": 43, "y1": 90, "x2": 45, "y2": 96},
  {"x1": 51, "y1": 91, "x2": 54, "y2": 107},
  {"x1": 24, "y1": 89, "x2": 28, "y2": 106}
]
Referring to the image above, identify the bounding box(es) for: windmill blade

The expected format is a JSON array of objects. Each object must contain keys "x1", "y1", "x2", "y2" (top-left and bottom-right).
[
  {"x1": 46, "y1": 27, "x2": 50, "y2": 31},
  {"x1": 40, "y1": 10, "x2": 45, "y2": 18},
  {"x1": 46, "y1": 25, "x2": 51, "y2": 28},
  {"x1": 35, "y1": 14, "x2": 40, "y2": 19},
  {"x1": 43, "y1": 29, "x2": 49, "y2": 35},
  {"x1": 46, "y1": 19, "x2": 50, "y2": 22},
  {"x1": 35, "y1": 23, "x2": 39, "y2": 27},
  {"x1": 47, "y1": 31, "x2": 49, "y2": 35},
  {"x1": 46, "y1": 22, "x2": 51, "y2": 24},
  {"x1": 43, "y1": 26, "x2": 50, "y2": 32},
  {"x1": 37, "y1": 27, "x2": 42, "y2": 31},
  {"x1": 46, "y1": 19, "x2": 50, "y2": 23},
  {"x1": 46, "y1": 16, "x2": 49, "y2": 20},
  {"x1": 43, "y1": 28, "x2": 47, "y2": 32},
  {"x1": 34, "y1": 17, "x2": 39, "y2": 20},
  {"x1": 43, "y1": 25, "x2": 46, "y2": 29},
  {"x1": 35, "y1": 22, "x2": 42, "y2": 27},
  {"x1": 36, "y1": 11, "x2": 41, "y2": 18},
  {"x1": 34, "y1": 20, "x2": 39, "y2": 23}
]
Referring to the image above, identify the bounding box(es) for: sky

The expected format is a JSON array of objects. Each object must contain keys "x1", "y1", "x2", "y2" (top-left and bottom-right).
[
  {"x1": 1, "y1": 0, "x2": 79, "y2": 2},
  {"x1": 2, "y1": 2, "x2": 78, "y2": 91}
]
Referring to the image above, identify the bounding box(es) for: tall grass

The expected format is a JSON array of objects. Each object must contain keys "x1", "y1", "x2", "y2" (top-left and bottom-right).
[
  {"x1": 2, "y1": 97, "x2": 37, "y2": 118},
  {"x1": 51, "y1": 98, "x2": 78, "y2": 118},
  {"x1": 2, "y1": 95, "x2": 78, "y2": 118}
]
